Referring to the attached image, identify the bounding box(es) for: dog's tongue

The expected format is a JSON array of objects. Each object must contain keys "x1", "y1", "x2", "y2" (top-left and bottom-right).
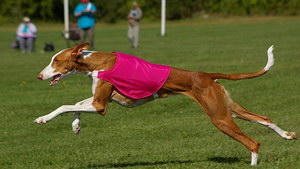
[
  {"x1": 49, "y1": 76, "x2": 60, "y2": 86},
  {"x1": 49, "y1": 80, "x2": 57, "y2": 86}
]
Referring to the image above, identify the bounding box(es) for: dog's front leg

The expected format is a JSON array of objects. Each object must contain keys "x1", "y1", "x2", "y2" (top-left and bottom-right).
[
  {"x1": 72, "y1": 113, "x2": 80, "y2": 134},
  {"x1": 71, "y1": 97, "x2": 94, "y2": 134},
  {"x1": 34, "y1": 103, "x2": 97, "y2": 124},
  {"x1": 92, "y1": 80, "x2": 114, "y2": 115}
]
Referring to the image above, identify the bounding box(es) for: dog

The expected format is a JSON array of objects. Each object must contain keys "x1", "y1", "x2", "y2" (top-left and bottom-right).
[{"x1": 35, "y1": 43, "x2": 296, "y2": 165}]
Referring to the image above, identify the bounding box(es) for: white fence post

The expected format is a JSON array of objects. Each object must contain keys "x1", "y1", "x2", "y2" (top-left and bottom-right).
[
  {"x1": 161, "y1": 0, "x2": 166, "y2": 36},
  {"x1": 64, "y1": 0, "x2": 69, "y2": 39}
]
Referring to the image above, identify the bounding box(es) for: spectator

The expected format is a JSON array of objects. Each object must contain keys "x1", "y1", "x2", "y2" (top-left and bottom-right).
[
  {"x1": 128, "y1": 2, "x2": 142, "y2": 48},
  {"x1": 16, "y1": 17, "x2": 37, "y2": 53},
  {"x1": 74, "y1": 0, "x2": 97, "y2": 49}
]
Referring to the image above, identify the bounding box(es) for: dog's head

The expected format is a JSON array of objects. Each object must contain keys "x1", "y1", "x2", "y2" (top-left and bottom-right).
[{"x1": 37, "y1": 42, "x2": 90, "y2": 86}]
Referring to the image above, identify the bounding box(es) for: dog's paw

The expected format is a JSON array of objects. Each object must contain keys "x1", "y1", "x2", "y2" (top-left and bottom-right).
[
  {"x1": 34, "y1": 116, "x2": 50, "y2": 124},
  {"x1": 72, "y1": 119, "x2": 81, "y2": 135},
  {"x1": 73, "y1": 127, "x2": 81, "y2": 135},
  {"x1": 283, "y1": 131, "x2": 297, "y2": 140}
]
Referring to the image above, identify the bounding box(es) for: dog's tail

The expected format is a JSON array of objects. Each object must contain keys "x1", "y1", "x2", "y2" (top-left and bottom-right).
[{"x1": 209, "y1": 45, "x2": 274, "y2": 80}]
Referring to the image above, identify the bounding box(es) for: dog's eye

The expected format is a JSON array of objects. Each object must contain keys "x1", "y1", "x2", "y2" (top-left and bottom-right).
[{"x1": 53, "y1": 58, "x2": 59, "y2": 62}]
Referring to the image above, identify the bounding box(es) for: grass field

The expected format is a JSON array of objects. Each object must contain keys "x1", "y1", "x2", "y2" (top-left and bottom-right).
[{"x1": 0, "y1": 17, "x2": 299, "y2": 169}]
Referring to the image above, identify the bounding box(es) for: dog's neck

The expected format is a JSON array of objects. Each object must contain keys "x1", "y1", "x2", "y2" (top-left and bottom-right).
[{"x1": 74, "y1": 51, "x2": 117, "y2": 74}]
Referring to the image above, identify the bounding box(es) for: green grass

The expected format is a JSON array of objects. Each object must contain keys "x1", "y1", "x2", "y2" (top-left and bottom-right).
[{"x1": 0, "y1": 17, "x2": 299, "y2": 169}]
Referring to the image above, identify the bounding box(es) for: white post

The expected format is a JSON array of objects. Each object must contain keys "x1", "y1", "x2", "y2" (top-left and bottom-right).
[
  {"x1": 64, "y1": 0, "x2": 69, "y2": 39},
  {"x1": 161, "y1": 0, "x2": 166, "y2": 36}
]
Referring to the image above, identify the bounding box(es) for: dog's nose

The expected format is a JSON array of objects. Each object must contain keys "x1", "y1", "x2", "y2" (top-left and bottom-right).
[{"x1": 37, "y1": 74, "x2": 43, "y2": 80}]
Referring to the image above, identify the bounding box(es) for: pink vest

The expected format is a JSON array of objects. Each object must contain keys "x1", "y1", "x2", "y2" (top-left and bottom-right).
[{"x1": 97, "y1": 52, "x2": 171, "y2": 99}]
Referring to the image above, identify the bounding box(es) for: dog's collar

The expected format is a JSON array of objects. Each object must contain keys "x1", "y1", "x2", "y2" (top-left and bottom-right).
[
  {"x1": 88, "y1": 70, "x2": 104, "y2": 79},
  {"x1": 81, "y1": 50, "x2": 95, "y2": 59}
]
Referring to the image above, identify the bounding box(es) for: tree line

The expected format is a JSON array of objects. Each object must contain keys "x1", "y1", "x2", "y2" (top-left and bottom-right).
[{"x1": 0, "y1": 0, "x2": 300, "y2": 24}]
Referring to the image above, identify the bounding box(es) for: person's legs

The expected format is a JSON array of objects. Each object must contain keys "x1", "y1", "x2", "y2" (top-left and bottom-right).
[
  {"x1": 79, "y1": 28, "x2": 86, "y2": 44},
  {"x1": 17, "y1": 37, "x2": 26, "y2": 53},
  {"x1": 128, "y1": 25, "x2": 134, "y2": 47},
  {"x1": 86, "y1": 26, "x2": 95, "y2": 48},
  {"x1": 133, "y1": 23, "x2": 140, "y2": 48},
  {"x1": 26, "y1": 38, "x2": 34, "y2": 52}
]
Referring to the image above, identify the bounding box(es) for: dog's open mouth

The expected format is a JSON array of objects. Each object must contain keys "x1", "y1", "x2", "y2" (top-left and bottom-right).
[{"x1": 50, "y1": 74, "x2": 62, "y2": 86}]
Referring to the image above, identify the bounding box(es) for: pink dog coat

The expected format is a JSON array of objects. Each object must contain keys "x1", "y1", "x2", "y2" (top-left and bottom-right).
[{"x1": 97, "y1": 52, "x2": 171, "y2": 99}]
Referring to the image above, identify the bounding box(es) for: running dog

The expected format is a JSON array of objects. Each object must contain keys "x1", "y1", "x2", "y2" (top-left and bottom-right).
[{"x1": 35, "y1": 43, "x2": 296, "y2": 165}]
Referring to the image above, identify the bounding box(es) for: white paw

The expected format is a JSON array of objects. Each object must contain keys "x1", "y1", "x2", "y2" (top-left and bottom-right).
[
  {"x1": 72, "y1": 119, "x2": 81, "y2": 135},
  {"x1": 283, "y1": 131, "x2": 297, "y2": 140},
  {"x1": 34, "y1": 116, "x2": 51, "y2": 124}
]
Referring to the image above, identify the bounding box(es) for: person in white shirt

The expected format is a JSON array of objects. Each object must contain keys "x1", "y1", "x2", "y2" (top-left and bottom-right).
[
  {"x1": 128, "y1": 2, "x2": 142, "y2": 48},
  {"x1": 16, "y1": 17, "x2": 37, "y2": 53}
]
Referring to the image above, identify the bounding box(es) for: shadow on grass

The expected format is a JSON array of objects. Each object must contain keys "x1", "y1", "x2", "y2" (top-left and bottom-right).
[
  {"x1": 207, "y1": 156, "x2": 241, "y2": 164},
  {"x1": 86, "y1": 160, "x2": 195, "y2": 168}
]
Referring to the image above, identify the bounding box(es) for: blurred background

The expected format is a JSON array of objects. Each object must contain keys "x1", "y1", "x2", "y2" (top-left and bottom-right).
[{"x1": 1, "y1": 0, "x2": 300, "y2": 24}]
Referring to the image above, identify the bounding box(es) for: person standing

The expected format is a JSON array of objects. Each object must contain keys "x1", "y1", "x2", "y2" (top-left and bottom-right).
[
  {"x1": 16, "y1": 17, "x2": 37, "y2": 53},
  {"x1": 128, "y1": 2, "x2": 142, "y2": 48},
  {"x1": 74, "y1": 0, "x2": 97, "y2": 48}
]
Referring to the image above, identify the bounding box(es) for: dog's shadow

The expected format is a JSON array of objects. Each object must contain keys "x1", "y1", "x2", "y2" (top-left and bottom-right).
[
  {"x1": 86, "y1": 160, "x2": 195, "y2": 168},
  {"x1": 85, "y1": 157, "x2": 241, "y2": 168},
  {"x1": 207, "y1": 156, "x2": 241, "y2": 164}
]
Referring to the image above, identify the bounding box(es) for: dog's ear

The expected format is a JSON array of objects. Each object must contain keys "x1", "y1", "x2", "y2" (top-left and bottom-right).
[{"x1": 71, "y1": 42, "x2": 90, "y2": 59}]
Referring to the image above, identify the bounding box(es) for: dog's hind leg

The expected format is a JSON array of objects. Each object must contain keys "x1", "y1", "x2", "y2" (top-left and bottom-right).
[
  {"x1": 188, "y1": 82, "x2": 260, "y2": 165},
  {"x1": 231, "y1": 102, "x2": 297, "y2": 140},
  {"x1": 110, "y1": 90, "x2": 155, "y2": 108}
]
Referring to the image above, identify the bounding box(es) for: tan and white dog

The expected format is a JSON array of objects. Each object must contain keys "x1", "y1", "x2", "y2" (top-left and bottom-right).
[{"x1": 35, "y1": 43, "x2": 296, "y2": 165}]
